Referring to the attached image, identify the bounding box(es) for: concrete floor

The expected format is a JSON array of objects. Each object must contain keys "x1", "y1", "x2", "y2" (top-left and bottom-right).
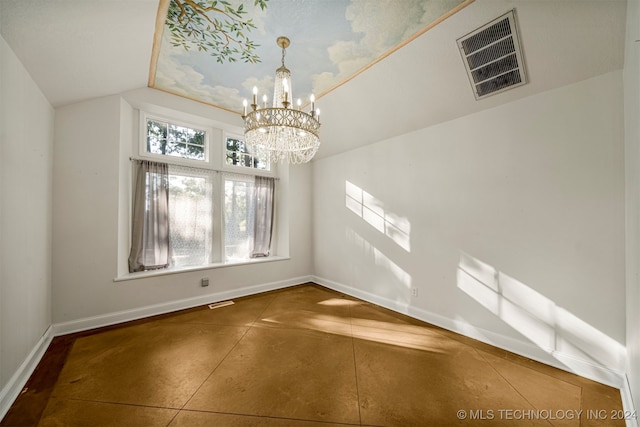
[{"x1": 1, "y1": 283, "x2": 625, "y2": 426}]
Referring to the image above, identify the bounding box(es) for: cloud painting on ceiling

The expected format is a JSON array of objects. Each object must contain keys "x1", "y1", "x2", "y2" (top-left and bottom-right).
[{"x1": 150, "y1": 0, "x2": 470, "y2": 114}]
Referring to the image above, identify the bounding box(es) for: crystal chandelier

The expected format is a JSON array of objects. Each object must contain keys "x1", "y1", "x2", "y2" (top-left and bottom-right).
[{"x1": 242, "y1": 36, "x2": 321, "y2": 164}]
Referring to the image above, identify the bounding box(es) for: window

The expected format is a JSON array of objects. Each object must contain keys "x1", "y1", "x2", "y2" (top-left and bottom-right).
[
  {"x1": 145, "y1": 117, "x2": 207, "y2": 161},
  {"x1": 224, "y1": 174, "x2": 256, "y2": 262},
  {"x1": 168, "y1": 166, "x2": 214, "y2": 267},
  {"x1": 129, "y1": 162, "x2": 275, "y2": 273},
  {"x1": 127, "y1": 111, "x2": 279, "y2": 275},
  {"x1": 226, "y1": 136, "x2": 269, "y2": 170},
  {"x1": 222, "y1": 174, "x2": 275, "y2": 262}
]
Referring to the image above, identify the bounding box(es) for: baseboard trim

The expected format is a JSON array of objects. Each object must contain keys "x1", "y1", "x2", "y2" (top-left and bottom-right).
[
  {"x1": 0, "y1": 276, "x2": 312, "y2": 421},
  {"x1": 53, "y1": 276, "x2": 312, "y2": 336},
  {"x1": 312, "y1": 275, "x2": 628, "y2": 390},
  {"x1": 0, "y1": 325, "x2": 54, "y2": 421},
  {"x1": 3, "y1": 276, "x2": 635, "y2": 425},
  {"x1": 621, "y1": 374, "x2": 639, "y2": 427}
]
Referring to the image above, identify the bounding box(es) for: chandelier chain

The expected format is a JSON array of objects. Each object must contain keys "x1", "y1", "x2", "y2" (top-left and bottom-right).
[{"x1": 281, "y1": 44, "x2": 286, "y2": 68}]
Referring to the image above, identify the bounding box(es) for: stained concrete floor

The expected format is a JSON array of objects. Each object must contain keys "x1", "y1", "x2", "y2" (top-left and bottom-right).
[{"x1": 1, "y1": 283, "x2": 625, "y2": 427}]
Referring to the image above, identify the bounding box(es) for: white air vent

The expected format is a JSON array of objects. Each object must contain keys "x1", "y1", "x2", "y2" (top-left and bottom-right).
[{"x1": 457, "y1": 10, "x2": 527, "y2": 99}]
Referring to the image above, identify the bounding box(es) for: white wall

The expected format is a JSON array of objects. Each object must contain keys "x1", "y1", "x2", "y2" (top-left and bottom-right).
[
  {"x1": 624, "y1": 0, "x2": 640, "y2": 421},
  {"x1": 52, "y1": 90, "x2": 312, "y2": 325},
  {"x1": 0, "y1": 34, "x2": 54, "y2": 398},
  {"x1": 313, "y1": 70, "x2": 626, "y2": 385}
]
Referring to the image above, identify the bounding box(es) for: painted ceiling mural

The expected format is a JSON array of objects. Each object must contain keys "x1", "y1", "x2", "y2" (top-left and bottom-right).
[{"x1": 151, "y1": 0, "x2": 468, "y2": 114}]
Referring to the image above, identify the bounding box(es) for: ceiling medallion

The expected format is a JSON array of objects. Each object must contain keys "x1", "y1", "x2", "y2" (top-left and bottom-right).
[{"x1": 241, "y1": 36, "x2": 321, "y2": 164}]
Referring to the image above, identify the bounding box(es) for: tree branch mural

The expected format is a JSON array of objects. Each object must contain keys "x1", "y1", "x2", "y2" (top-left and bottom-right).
[{"x1": 166, "y1": 0, "x2": 268, "y2": 64}]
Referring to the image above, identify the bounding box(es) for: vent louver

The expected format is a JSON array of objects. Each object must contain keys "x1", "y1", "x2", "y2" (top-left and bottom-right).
[{"x1": 457, "y1": 10, "x2": 527, "y2": 99}]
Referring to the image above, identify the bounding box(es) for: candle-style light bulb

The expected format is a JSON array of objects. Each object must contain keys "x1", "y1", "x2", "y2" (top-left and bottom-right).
[
  {"x1": 310, "y1": 94, "x2": 315, "y2": 115},
  {"x1": 242, "y1": 99, "x2": 248, "y2": 116},
  {"x1": 316, "y1": 108, "x2": 320, "y2": 123},
  {"x1": 262, "y1": 94, "x2": 268, "y2": 108},
  {"x1": 297, "y1": 98, "x2": 302, "y2": 110},
  {"x1": 252, "y1": 86, "x2": 258, "y2": 107},
  {"x1": 282, "y1": 79, "x2": 289, "y2": 104}
]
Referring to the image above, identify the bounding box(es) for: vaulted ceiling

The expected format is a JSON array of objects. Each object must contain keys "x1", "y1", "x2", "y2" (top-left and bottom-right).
[
  {"x1": 150, "y1": 0, "x2": 469, "y2": 113},
  {"x1": 0, "y1": 0, "x2": 627, "y2": 159}
]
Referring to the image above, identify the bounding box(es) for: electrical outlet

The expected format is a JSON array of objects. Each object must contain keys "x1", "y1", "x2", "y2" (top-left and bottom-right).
[
  {"x1": 201, "y1": 277, "x2": 209, "y2": 287},
  {"x1": 411, "y1": 287, "x2": 418, "y2": 297}
]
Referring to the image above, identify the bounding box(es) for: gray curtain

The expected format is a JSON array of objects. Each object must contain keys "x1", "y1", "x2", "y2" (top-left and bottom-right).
[
  {"x1": 251, "y1": 176, "x2": 275, "y2": 258},
  {"x1": 128, "y1": 160, "x2": 170, "y2": 272}
]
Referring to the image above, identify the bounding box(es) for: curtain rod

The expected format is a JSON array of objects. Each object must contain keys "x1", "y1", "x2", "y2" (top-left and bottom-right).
[{"x1": 128, "y1": 157, "x2": 279, "y2": 180}]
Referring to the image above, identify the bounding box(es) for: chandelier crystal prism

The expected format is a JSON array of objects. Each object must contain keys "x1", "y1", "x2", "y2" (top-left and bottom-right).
[{"x1": 241, "y1": 36, "x2": 321, "y2": 164}]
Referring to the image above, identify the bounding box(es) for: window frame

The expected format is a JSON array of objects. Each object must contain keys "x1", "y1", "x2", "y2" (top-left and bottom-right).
[
  {"x1": 119, "y1": 109, "x2": 284, "y2": 279},
  {"x1": 222, "y1": 131, "x2": 273, "y2": 175},
  {"x1": 139, "y1": 111, "x2": 212, "y2": 167}
]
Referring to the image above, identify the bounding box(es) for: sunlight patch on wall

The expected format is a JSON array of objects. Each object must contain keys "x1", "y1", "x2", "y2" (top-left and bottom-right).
[
  {"x1": 345, "y1": 228, "x2": 412, "y2": 290},
  {"x1": 457, "y1": 253, "x2": 626, "y2": 374},
  {"x1": 345, "y1": 180, "x2": 411, "y2": 252}
]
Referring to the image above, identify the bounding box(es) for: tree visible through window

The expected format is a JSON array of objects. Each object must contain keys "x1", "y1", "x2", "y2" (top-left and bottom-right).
[
  {"x1": 130, "y1": 114, "x2": 277, "y2": 272},
  {"x1": 147, "y1": 118, "x2": 206, "y2": 161},
  {"x1": 226, "y1": 136, "x2": 269, "y2": 170}
]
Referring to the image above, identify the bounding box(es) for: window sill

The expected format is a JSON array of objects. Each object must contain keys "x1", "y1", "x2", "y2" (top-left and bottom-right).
[{"x1": 113, "y1": 256, "x2": 290, "y2": 282}]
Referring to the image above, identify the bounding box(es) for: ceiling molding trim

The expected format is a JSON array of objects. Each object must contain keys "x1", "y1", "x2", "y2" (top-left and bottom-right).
[
  {"x1": 151, "y1": 86, "x2": 244, "y2": 116},
  {"x1": 148, "y1": 0, "x2": 171, "y2": 88}
]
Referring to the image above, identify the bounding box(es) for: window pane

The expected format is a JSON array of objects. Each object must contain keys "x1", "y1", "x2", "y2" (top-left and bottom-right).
[
  {"x1": 147, "y1": 120, "x2": 168, "y2": 155},
  {"x1": 146, "y1": 118, "x2": 206, "y2": 161},
  {"x1": 168, "y1": 172, "x2": 212, "y2": 267},
  {"x1": 224, "y1": 177, "x2": 255, "y2": 262},
  {"x1": 226, "y1": 150, "x2": 241, "y2": 166},
  {"x1": 227, "y1": 137, "x2": 247, "y2": 154},
  {"x1": 225, "y1": 137, "x2": 269, "y2": 170},
  {"x1": 241, "y1": 153, "x2": 253, "y2": 168}
]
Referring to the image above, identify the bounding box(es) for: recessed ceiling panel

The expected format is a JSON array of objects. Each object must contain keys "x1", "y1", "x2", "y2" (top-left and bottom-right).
[{"x1": 150, "y1": 0, "x2": 471, "y2": 114}]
